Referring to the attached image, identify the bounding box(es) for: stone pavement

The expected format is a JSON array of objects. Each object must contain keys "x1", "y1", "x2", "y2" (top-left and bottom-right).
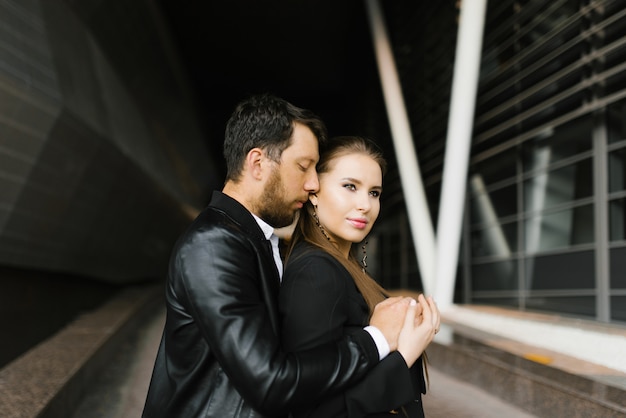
[
  {"x1": 68, "y1": 295, "x2": 538, "y2": 418},
  {"x1": 3, "y1": 284, "x2": 625, "y2": 417}
]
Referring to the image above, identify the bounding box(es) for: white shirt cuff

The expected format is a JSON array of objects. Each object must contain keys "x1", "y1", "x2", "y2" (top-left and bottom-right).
[{"x1": 364, "y1": 325, "x2": 390, "y2": 360}]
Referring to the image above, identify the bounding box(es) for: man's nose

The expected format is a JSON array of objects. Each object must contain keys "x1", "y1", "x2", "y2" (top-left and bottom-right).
[{"x1": 304, "y1": 172, "x2": 319, "y2": 193}]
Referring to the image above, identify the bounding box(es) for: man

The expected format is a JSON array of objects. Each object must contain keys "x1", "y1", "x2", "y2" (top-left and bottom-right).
[{"x1": 142, "y1": 94, "x2": 413, "y2": 417}]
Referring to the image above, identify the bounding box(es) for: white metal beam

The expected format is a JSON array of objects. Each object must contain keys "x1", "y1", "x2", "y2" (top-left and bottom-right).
[
  {"x1": 435, "y1": 0, "x2": 488, "y2": 311},
  {"x1": 365, "y1": 0, "x2": 437, "y2": 295}
]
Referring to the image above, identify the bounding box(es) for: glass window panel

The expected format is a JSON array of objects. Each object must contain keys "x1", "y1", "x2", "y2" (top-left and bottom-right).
[
  {"x1": 606, "y1": 48, "x2": 626, "y2": 84},
  {"x1": 608, "y1": 149, "x2": 626, "y2": 193},
  {"x1": 525, "y1": 250, "x2": 594, "y2": 290},
  {"x1": 520, "y1": 57, "x2": 585, "y2": 105},
  {"x1": 472, "y1": 297, "x2": 519, "y2": 309},
  {"x1": 471, "y1": 147, "x2": 517, "y2": 186},
  {"x1": 605, "y1": 0, "x2": 626, "y2": 42},
  {"x1": 610, "y1": 198, "x2": 626, "y2": 242},
  {"x1": 610, "y1": 247, "x2": 626, "y2": 289},
  {"x1": 476, "y1": 84, "x2": 518, "y2": 116},
  {"x1": 475, "y1": 103, "x2": 518, "y2": 134},
  {"x1": 519, "y1": 2, "x2": 578, "y2": 44},
  {"x1": 524, "y1": 204, "x2": 594, "y2": 253},
  {"x1": 471, "y1": 260, "x2": 517, "y2": 291},
  {"x1": 489, "y1": 184, "x2": 518, "y2": 218},
  {"x1": 526, "y1": 296, "x2": 595, "y2": 318},
  {"x1": 471, "y1": 222, "x2": 517, "y2": 257},
  {"x1": 611, "y1": 296, "x2": 626, "y2": 322},
  {"x1": 470, "y1": 181, "x2": 517, "y2": 226},
  {"x1": 605, "y1": 67, "x2": 626, "y2": 102},
  {"x1": 523, "y1": 92, "x2": 589, "y2": 133},
  {"x1": 474, "y1": 126, "x2": 520, "y2": 157},
  {"x1": 608, "y1": 99, "x2": 626, "y2": 144},
  {"x1": 522, "y1": 116, "x2": 592, "y2": 172},
  {"x1": 523, "y1": 158, "x2": 593, "y2": 213}
]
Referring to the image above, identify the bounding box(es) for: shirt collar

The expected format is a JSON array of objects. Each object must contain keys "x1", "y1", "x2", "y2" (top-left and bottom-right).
[{"x1": 252, "y1": 214, "x2": 275, "y2": 241}]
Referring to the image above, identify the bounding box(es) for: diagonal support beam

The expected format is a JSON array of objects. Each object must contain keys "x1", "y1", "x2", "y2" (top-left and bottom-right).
[
  {"x1": 365, "y1": 0, "x2": 437, "y2": 295},
  {"x1": 435, "y1": 0, "x2": 488, "y2": 311}
]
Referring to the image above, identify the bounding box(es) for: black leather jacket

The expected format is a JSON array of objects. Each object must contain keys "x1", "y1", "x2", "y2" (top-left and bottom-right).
[{"x1": 142, "y1": 191, "x2": 380, "y2": 418}]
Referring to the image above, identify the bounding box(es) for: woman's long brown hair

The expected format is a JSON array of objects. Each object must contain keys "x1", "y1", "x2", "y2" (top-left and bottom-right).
[
  {"x1": 286, "y1": 136, "x2": 389, "y2": 315},
  {"x1": 286, "y1": 135, "x2": 430, "y2": 385}
]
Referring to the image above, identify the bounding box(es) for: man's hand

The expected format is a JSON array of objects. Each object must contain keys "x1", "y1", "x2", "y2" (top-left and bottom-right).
[{"x1": 369, "y1": 296, "x2": 413, "y2": 351}]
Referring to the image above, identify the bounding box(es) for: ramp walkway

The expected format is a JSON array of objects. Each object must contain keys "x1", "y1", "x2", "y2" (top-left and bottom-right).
[{"x1": 1, "y1": 284, "x2": 624, "y2": 417}]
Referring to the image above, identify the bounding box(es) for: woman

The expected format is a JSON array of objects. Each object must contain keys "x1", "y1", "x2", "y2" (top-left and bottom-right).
[{"x1": 279, "y1": 136, "x2": 439, "y2": 417}]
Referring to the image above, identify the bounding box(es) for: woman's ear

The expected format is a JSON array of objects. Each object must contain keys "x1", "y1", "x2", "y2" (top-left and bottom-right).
[{"x1": 309, "y1": 193, "x2": 319, "y2": 206}]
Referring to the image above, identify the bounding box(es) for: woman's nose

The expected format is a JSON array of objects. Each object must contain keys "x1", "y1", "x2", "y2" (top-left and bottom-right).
[{"x1": 356, "y1": 193, "x2": 371, "y2": 211}]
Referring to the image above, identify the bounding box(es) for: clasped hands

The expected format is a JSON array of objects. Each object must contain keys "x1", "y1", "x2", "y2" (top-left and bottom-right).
[{"x1": 369, "y1": 294, "x2": 440, "y2": 367}]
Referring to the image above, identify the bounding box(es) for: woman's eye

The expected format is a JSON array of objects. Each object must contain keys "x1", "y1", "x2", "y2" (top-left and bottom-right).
[
  {"x1": 343, "y1": 184, "x2": 356, "y2": 191},
  {"x1": 370, "y1": 190, "x2": 380, "y2": 197}
]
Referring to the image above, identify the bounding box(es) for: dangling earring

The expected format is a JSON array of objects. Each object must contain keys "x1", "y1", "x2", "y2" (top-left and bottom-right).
[
  {"x1": 313, "y1": 204, "x2": 331, "y2": 241},
  {"x1": 361, "y1": 238, "x2": 368, "y2": 273}
]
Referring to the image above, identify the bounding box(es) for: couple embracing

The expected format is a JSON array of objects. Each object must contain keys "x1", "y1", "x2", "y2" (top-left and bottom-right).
[{"x1": 143, "y1": 94, "x2": 440, "y2": 418}]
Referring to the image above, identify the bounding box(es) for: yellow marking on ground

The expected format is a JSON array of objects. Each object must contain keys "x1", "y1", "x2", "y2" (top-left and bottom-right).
[{"x1": 523, "y1": 353, "x2": 553, "y2": 364}]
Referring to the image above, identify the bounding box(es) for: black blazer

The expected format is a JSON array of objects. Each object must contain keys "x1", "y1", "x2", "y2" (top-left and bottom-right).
[
  {"x1": 280, "y1": 242, "x2": 426, "y2": 418},
  {"x1": 142, "y1": 192, "x2": 381, "y2": 418}
]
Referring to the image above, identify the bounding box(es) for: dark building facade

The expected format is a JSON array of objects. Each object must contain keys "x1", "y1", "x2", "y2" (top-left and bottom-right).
[
  {"x1": 0, "y1": 0, "x2": 220, "y2": 282},
  {"x1": 375, "y1": 0, "x2": 626, "y2": 324}
]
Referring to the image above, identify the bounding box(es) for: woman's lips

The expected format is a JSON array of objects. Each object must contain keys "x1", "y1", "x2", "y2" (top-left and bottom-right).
[{"x1": 348, "y1": 218, "x2": 368, "y2": 229}]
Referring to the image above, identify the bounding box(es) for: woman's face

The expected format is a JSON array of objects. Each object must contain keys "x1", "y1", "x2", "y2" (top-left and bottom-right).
[{"x1": 310, "y1": 153, "x2": 382, "y2": 256}]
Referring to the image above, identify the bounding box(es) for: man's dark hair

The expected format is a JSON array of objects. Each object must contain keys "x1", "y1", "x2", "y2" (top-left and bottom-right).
[{"x1": 223, "y1": 94, "x2": 327, "y2": 182}]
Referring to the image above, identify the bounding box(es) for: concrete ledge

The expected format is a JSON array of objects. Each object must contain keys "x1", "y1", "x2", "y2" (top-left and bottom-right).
[
  {"x1": 430, "y1": 321, "x2": 626, "y2": 417},
  {"x1": 0, "y1": 283, "x2": 163, "y2": 418}
]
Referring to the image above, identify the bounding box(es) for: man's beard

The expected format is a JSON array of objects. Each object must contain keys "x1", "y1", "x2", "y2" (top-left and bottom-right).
[{"x1": 257, "y1": 169, "x2": 297, "y2": 228}]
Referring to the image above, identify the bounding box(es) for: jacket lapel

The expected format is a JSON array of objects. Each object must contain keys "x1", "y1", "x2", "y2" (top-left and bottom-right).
[{"x1": 208, "y1": 191, "x2": 282, "y2": 333}]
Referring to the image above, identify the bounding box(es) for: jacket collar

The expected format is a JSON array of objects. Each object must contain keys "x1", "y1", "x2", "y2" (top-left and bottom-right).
[
  {"x1": 209, "y1": 190, "x2": 282, "y2": 286},
  {"x1": 208, "y1": 190, "x2": 267, "y2": 242}
]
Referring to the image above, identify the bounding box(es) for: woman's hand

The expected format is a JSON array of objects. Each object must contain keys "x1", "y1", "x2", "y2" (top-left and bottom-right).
[{"x1": 397, "y1": 294, "x2": 440, "y2": 367}]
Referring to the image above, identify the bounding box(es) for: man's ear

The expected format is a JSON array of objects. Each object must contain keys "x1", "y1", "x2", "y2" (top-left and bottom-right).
[{"x1": 246, "y1": 148, "x2": 264, "y2": 180}]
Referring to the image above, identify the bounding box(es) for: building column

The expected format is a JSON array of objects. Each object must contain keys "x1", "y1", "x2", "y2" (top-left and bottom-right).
[
  {"x1": 435, "y1": 0, "x2": 488, "y2": 311},
  {"x1": 365, "y1": 0, "x2": 437, "y2": 295}
]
